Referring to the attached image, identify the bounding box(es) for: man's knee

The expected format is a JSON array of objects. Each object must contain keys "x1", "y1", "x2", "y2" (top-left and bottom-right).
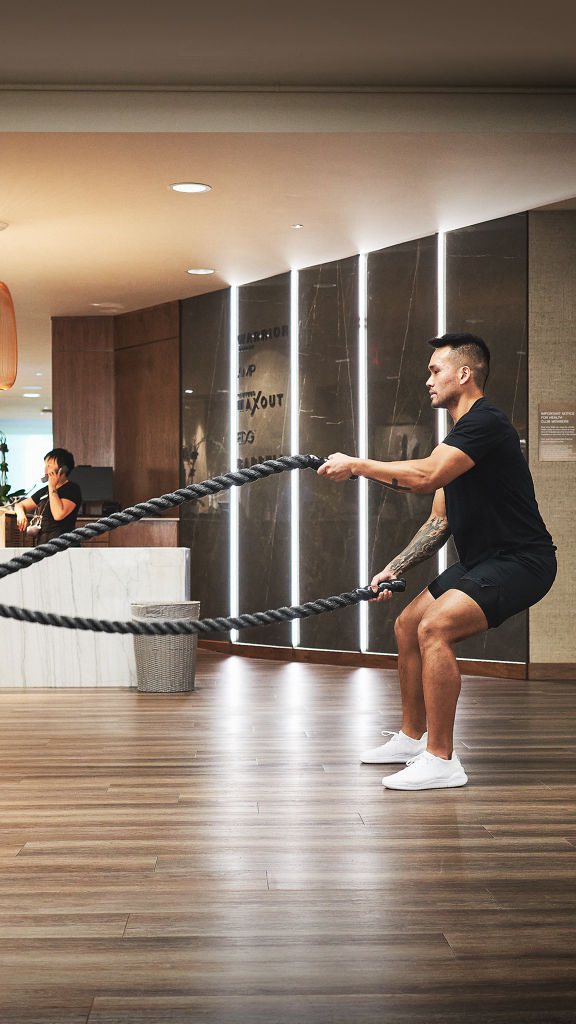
[
  {"x1": 395, "y1": 605, "x2": 421, "y2": 645},
  {"x1": 417, "y1": 613, "x2": 446, "y2": 648}
]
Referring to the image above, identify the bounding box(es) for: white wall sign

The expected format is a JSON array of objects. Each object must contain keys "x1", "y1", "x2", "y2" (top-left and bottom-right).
[{"x1": 539, "y1": 404, "x2": 576, "y2": 461}]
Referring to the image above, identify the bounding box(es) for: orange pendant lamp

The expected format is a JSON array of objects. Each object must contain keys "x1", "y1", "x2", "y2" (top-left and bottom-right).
[{"x1": 0, "y1": 282, "x2": 18, "y2": 390}]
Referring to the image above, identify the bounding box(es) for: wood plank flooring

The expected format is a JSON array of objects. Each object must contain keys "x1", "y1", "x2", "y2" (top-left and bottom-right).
[{"x1": 0, "y1": 652, "x2": 575, "y2": 1023}]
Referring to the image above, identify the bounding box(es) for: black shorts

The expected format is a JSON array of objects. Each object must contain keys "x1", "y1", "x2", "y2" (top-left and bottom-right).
[{"x1": 428, "y1": 549, "x2": 557, "y2": 629}]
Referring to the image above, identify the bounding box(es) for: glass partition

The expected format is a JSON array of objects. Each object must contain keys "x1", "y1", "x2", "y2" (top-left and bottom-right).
[
  {"x1": 298, "y1": 256, "x2": 360, "y2": 651},
  {"x1": 367, "y1": 237, "x2": 438, "y2": 653},
  {"x1": 180, "y1": 290, "x2": 230, "y2": 621},
  {"x1": 446, "y1": 214, "x2": 528, "y2": 663},
  {"x1": 179, "y1": 214, "x2": 529, "y2": 665},
  {"x1": 237, "y1": 273, "x2": 291, "y2": 646}
]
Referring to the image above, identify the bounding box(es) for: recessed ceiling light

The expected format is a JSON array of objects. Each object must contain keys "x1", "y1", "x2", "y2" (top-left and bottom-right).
[
  {"x1": 291, "y1": 224, "x2": 304, "y2": 229},
  {"x1": 186, "y1": 268, "x2": 215, "y2": 275},
  {"x1": 91, "y1": 302, "x2": 124, "y2": 313},
  {"x1": 171, "y1": 183, "x2": 212, "y2": 194},
  {"x1": 23, "y1": 393, "x2": 40, "y2": 398},
  {"x1": 36, "y1": 372, "x2": 43, "y2": 377},
  {"x1": 184, "y1": 389, "x2": 194, "y2": 394}
]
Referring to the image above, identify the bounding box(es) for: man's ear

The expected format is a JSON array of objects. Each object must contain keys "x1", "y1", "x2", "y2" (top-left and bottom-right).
[{"x1": 460, "y1": 365, "x2": 473, "y2": 384}]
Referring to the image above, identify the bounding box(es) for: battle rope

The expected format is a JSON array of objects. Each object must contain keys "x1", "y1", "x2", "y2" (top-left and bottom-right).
[
  {"x1": 0, "y1": 455, "x2": 406, "y2": 635},
  {"x1": 0, "y1": 455, "x2": 323, "y2": 583},
  {"x1": 0, "y1": 581, "x2": 406, "y2": 637}
]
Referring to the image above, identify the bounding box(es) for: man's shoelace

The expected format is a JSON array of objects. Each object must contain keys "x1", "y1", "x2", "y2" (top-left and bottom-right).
[{"x1": 405, "y1": 751, "x2": 432, "y2": 766}]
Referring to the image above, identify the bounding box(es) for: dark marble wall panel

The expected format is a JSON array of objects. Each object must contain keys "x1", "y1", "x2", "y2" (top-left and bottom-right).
[
  {"x1": 180, "y1": 290, "x2": 230, "y2": 621},
  {"x1": 298, "y1": 257, "x2": 360, "y2": 651},
  {"x1": 237, "y1": 273, "x2": 291, "y2": 646},
  {"x1": 367, "y1": 237, "x2": 438, "y2": 653},
  {"x1": 446, "y1": 214, "x2": 528, "y2": 663}
]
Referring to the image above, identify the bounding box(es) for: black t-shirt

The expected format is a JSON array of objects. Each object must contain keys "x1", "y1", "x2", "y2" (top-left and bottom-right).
[
  {"x1": 31, "y1": 480, "x2": 82, "y2": 542},
  {"x1": 442, "y1": 398, "x2": 554, "y2": 568}
]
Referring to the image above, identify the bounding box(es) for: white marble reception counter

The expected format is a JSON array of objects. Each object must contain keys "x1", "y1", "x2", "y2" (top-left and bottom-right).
[{"x1": 0, "y1": 547, "x2": 190, "y2": 687}]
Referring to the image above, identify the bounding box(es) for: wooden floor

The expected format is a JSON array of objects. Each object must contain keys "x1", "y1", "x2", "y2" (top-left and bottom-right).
[{"x1": 0, "y1": 652, "x2": 575, "y2": 1023}]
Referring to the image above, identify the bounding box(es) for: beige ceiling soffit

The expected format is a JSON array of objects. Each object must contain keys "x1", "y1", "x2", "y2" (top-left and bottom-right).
[{"x1": 0, "y1": 90, "x2": 575, "y2": 133}]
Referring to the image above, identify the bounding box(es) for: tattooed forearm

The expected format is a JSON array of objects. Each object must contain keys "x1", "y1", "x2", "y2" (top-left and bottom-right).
[{"x1": 387, "y1": 515, "x2": 451, "y2": 574}]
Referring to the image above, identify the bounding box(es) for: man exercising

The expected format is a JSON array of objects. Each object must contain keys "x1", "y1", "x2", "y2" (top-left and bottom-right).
[{"x1": 318, "y1": 333, "x2": 556, "y2": 790}]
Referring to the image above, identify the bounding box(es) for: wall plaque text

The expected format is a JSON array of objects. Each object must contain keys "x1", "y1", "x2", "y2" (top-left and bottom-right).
[{"x1": 539, "y1": 403, "x2": 576, "y2": 461}]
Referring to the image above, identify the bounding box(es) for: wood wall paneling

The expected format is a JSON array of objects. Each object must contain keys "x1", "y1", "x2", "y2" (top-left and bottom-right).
[
  {"x1": 114, "y1": 302, "x2": 179, "y2": 351},
  {"x1": 108, "y1": 519, "x2": 179, "y2": 548},
  {"x1": 528, "y1": 663, "x2": 576, "y2": 680},
  {"x1": 113, "y1": 303, "x2": 180, "y2": 511},
  {"x1": 51, "y1": 317, "x2": 114, "y2": 467},
  {"x1": 0, "y1": 511, "x2": 25, "y2": 547},
  {"x1": 198, "y1": 640, "x2": 528, "y2": 678},
  {"x1": 78, "y1": 518, "x2": 178, "y2": 548},
  {"x1": 52, "y1": 305, "x2": 180, "y2": 537},
  {"x1": 52, "y1": 316, "x2": 114, "y2": 355}
]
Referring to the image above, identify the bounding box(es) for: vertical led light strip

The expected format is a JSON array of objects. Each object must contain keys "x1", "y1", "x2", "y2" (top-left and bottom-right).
[
  {"x1": 290, "y1": 270, "x2": 300, "y2": 648},
  {"x1": 229, "y1": 285, "x2": 239, "y2": 642},
  {"x1": 358, "y1": 253, "x2": 369, "y2": 653},
  {"x1": 436, "y1": 233, "x2": 448, "y2": 574}
]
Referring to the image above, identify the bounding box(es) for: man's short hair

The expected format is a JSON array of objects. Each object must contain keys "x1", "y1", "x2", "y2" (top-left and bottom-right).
[
  {"x1": 44, "y1": 448, "x2": 75, "y2": 475},
  {"x1": 428, "y1": 332, "x2": 490, "y2": 390}
]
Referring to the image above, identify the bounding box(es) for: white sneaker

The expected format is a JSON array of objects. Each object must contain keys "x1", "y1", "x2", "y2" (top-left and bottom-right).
[
  {"x1": 382, "y1": 750, "x2": 468, "y2": 790},
  {"x1": 360, "y1": 730, "x2": 428, "y2": 764}
]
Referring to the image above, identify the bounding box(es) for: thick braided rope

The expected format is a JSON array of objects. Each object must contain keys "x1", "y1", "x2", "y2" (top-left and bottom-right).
[
  {"x1": 0, "y1": 454, "x2": 406, "y2": 635},
  {"x1": 0, "y1": 454, "x2": 323, "y2": 583},
  {"x1": 0, "y1": 586, "x2": 392, "y2": 636}
]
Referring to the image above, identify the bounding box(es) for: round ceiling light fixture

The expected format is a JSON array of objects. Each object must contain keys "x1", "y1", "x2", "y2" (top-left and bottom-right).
[
  {"x1": 186, "y1": 268, "x2": 215, "y2": 275},
  {"x1": 171, "y1": 183, "x2": 212, "y2": 194}
]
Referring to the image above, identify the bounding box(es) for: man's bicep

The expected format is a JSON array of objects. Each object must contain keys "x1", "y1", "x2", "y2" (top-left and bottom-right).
[
  {"x1": 54, "y1": 498, "x2": 77, "y2": 521},
  {"x1": 427, "y1": 443, "x2": 475, "y2": 488}
]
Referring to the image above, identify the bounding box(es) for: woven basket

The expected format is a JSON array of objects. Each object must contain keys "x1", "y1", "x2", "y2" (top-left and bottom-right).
[{"x1": 131, "y1": 601, "x2": 200, "y2": 693}]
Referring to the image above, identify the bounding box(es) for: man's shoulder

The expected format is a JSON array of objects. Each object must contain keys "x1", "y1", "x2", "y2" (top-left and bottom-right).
[
  {"x1": 31, "y1": 485, "x2": 48, "y2": 503},
  {"x1": 61, "y1": 480, "x2": 82, "y2": 501},
  {"x1": 468, "y1": 397, "x2": 506, "y2": 419},
  {"x1": 460, "y1": 398, "x2": 514, "y2": 432}
]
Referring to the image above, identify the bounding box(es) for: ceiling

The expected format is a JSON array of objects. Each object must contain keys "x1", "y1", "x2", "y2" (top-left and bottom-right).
[
  {"x1": 2, "y1": 0, "x2": 576, "y2": 89},
  {"x1": 1, "y1": 1, "x2": 575, "y2": 430}
]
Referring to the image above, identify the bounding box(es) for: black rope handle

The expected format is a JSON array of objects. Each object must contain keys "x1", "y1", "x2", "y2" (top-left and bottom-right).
[{"x1": 0, "y1": 455, "x2": 406, "y2": 635}]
